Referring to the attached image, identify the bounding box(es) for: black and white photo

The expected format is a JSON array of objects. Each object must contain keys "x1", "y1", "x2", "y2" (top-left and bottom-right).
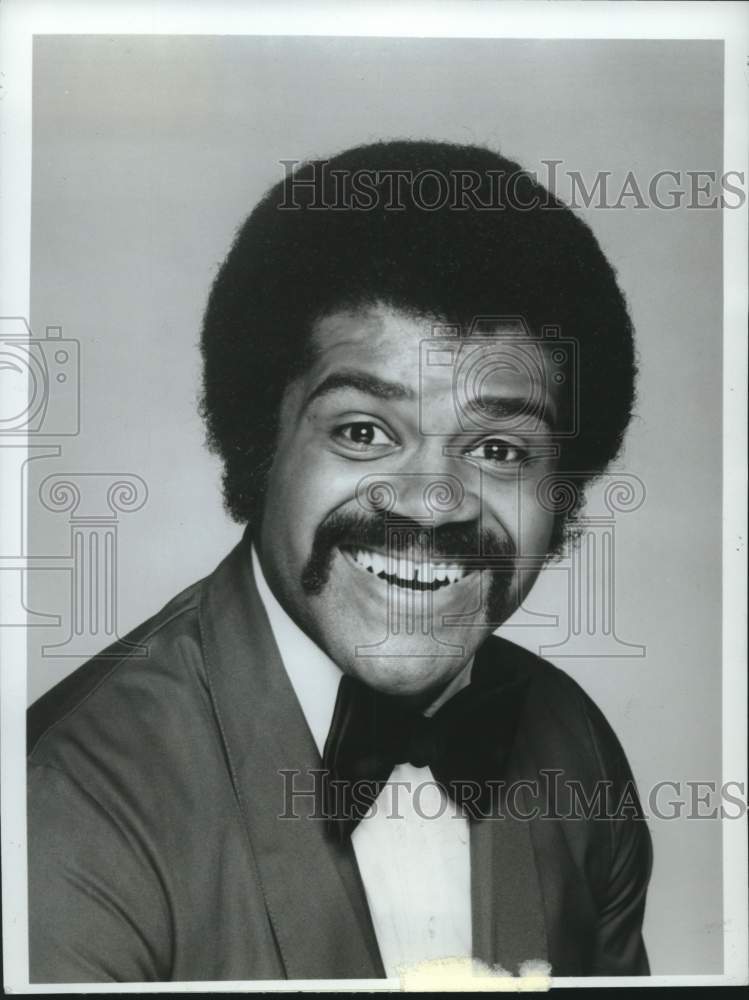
[{"x1": 1, "y1": 1, "x2": 746, "y2": 991}]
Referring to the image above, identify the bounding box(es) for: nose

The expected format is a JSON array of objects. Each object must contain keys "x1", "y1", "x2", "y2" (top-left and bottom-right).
[{"x1": 355, "y1": 447, "x2": 482, "y2": 526}]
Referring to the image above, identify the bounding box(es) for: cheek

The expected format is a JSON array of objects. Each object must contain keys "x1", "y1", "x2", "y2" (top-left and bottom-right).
[
  {"x1": 484, "y1": 479, "x2": 554, "y2": 556},
  {"x1": 264, "y1": 444, "x2": 359, "y2": 559},
  {"x1": 515, "y1": 492, "x2": 556, "y2": 556}
]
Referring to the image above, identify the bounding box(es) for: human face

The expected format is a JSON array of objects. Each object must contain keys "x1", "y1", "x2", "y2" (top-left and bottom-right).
[{"x1": 257, "y1": 304, "x2": 560, "y2": 702}]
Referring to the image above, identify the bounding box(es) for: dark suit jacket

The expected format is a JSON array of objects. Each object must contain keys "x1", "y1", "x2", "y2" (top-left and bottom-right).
[{"x1": 28, "y1": 532, "x2": 653, "y2": 982}]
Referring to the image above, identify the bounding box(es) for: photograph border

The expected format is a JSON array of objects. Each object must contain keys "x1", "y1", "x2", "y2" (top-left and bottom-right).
[{"x1": 1, "y1": 0, "x2": 746, "y2": 991}]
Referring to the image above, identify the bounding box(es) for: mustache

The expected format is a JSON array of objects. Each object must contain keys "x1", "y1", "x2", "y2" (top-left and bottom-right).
[{"x1": 301, "y1": 509, "x2": 516, "y2": 596}]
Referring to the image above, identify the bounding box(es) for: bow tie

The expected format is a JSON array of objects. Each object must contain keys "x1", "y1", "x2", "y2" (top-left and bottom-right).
[{"x1": 321, "y1": 654, "x2": 530, "y2": 842}]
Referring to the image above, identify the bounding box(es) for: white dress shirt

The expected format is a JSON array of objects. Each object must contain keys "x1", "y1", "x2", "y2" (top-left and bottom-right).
[{"x1": 251, "y1": 547, "x2": 473, "y2": 977}]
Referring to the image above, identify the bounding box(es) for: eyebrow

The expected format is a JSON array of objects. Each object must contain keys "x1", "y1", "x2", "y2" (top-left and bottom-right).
[
  {"x1": 468, "y1": 394, "x2": 557, "y2": 430},
  {"x1": 304, "y1": 370, "x2": 416, "y2": 409},
  {"x1": 303, "y1": 371, "x2": 557, "y2": 431}
]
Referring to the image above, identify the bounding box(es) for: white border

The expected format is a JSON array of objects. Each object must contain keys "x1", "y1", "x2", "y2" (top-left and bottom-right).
[
  {"x1": 721, "y1": 10, "x2": 749, "y2": 988},
  {"x1": 1, "y1": 0, "x2": 746, "y2": 991}
]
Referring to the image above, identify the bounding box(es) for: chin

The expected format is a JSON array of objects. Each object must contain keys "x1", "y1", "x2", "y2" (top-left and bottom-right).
[
  {"x1": 311, "y1": 611, "x2": 481, "y2": 700},
  {"x1": 341, "y1": 651, "x2": 468, "y2": 698}
]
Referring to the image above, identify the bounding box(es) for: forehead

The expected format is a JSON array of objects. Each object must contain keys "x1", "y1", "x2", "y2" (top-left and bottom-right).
[
  {"x1": 308, "y1": 304, "x2": 559, "y2": 402},
  {"x1": 310, "y1": 306, "x2": 426, "y2": 380}
]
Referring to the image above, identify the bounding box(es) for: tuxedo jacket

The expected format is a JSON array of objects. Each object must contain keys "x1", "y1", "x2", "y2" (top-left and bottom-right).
[{"x1": 28, "y1": 532, "x2": 653, "y2": 982}]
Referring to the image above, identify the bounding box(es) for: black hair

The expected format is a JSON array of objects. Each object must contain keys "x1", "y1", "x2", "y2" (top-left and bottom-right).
[{"x1": 199, "y1": 139, "x2": 637, "y2": 548}]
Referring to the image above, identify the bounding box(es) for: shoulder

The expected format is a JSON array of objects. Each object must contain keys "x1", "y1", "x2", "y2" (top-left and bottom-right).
[
  {"x1": 481, "y1": 633, "x2": 634, "y2": 783},
  {"x1": 27, "y1": 575, "x2": 206, "y2": 768},
  {"x1": 25, "y1": 582, "x2": 212, "y2": 983},
  {"x1": 481, "y1": 631, "x2": 597, "y2": 716}
]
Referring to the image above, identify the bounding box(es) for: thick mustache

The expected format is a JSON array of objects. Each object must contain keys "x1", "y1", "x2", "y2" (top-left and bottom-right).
[
  {"x1": 324, "y1": 511, "x2": 513, "y2": 559},
  {"x1": 301, "y1": 510, "x2": 515, "y2": 595}
]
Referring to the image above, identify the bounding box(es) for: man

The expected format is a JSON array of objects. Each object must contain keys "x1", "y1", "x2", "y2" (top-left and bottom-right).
[{"x1": 28, "y1": 140, "x2": 652, "y2": 982}]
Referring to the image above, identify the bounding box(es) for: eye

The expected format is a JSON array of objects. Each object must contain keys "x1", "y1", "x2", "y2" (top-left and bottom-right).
[
  {"x1": 464, "y1": 438, "x2": 528, "y2": 465},
  {"x1": 333, "y1": 421, "x2": 395, "y2": 453}
]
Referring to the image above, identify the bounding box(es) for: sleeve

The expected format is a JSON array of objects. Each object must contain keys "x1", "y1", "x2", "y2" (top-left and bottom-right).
[
  {"x1": 28, "y1": 761, "x2": 173, "y2": 983},
  {"x1": 583, "y1": 695, "x2": 654, "y2": 976}
]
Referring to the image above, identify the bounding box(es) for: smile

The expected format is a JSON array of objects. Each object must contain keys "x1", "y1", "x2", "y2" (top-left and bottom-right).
[{"x1": 340, "y1": 546, "x2": 474, "y2": 592}]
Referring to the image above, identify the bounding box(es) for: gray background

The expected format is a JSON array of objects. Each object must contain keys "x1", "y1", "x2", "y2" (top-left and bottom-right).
[{"x1": 28, "y1": 35, "x2": 723, "y2": 975}]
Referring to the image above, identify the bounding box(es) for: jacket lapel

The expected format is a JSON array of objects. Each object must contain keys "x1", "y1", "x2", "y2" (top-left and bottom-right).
[
  {"x1": 470, "y1": 802, "x2": 548, "y2": 974},
  {"x1": 200, "y1": 535, "x2": 385, "y2": 979},
  {"x1": 470, "y1": 656, "x2": 549, "y2": 975}
]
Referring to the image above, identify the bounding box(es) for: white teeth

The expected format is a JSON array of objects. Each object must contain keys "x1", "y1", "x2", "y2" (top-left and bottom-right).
[
  {"x1": 372, "y1": 552, "x2": 388, "y2": 576},
  {"x1": 349, "y1": 548, "x2": 466, "y2": 585}
]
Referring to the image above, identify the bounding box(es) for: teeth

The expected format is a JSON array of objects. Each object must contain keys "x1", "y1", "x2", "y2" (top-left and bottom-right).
[
  {"x1": 349, "y1": 548, "x2": 466, "y2": 586},
  {"x1": 372, "y1": 552, "x2": 389, "y2": 576}
]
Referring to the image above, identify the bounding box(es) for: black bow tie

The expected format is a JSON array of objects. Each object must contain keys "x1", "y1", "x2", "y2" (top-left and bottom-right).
[{"x1": 321, "y1": 654, "x2": 530, "y2": 842}]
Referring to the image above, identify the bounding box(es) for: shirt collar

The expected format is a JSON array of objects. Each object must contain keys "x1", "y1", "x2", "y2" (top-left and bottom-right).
[
  {"x1": 252, "y1": 545, "x2": 341, "y2": 756},
  {"x1": 251, "y1": 545, "x2": 474, "y2": 757}
]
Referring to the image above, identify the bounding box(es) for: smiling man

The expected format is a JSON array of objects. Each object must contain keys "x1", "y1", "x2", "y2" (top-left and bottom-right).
[{"x1": 28, "y1": 140, "x2": 652, "y2": 983}]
